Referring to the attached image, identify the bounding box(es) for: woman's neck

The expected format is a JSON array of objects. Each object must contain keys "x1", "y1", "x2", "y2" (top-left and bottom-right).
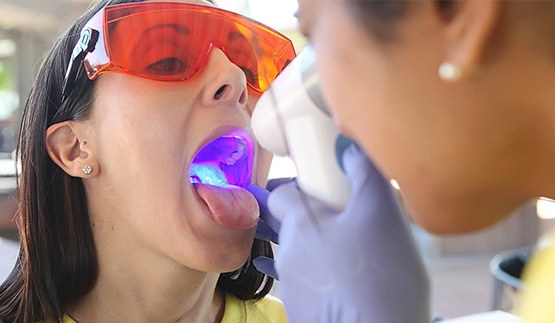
[{"x1": 66, "y1": 250, "x2": 225, "y2": 323}]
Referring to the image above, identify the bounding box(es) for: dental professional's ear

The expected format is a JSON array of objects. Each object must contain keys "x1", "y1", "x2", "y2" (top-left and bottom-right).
[
  {"x1": 440, "y1": 0, "x2": 500, "y2": 80},
  {"x1": 46, "y1": 121, "x2": 99, "y2": 178}
]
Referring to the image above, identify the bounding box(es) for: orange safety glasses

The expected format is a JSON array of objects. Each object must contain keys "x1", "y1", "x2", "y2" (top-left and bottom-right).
[{"x1": 62, "y1": 2, "x2": 296, "y2": 100}]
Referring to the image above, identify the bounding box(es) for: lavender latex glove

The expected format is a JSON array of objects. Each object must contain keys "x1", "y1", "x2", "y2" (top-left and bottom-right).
[
  {"x1": 249, "y1": 178, "x2": 295, "y2": 279},
  {"x1": 248, "y1": 144, "x2": 430, "y2": 323}
]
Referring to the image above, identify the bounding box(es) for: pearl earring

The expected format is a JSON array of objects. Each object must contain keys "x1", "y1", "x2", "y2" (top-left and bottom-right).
[
  {"x1": 438, "y1": 62, "x2": 462, "y2": 82},
  {"x1": 82, "y1": 165, "x2": 92, "y2": 175}
]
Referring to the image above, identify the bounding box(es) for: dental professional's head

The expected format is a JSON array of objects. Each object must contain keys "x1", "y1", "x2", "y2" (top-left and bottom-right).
[
  {"x1": 297, "y1": 0, "x2": 555, "y2": 233},
  {"x1": 0, "y1": 0, "x2": 295, "y2": 321}
]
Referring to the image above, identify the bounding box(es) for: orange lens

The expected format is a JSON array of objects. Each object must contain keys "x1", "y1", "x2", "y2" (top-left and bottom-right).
[{"x1": 81, "y1": 2, "x2": 296, "y2": 93}]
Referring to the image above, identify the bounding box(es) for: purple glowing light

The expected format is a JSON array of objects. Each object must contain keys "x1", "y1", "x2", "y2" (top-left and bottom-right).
[{"x1": 188, "y1": 131, "x2": 254, "y2": 188}]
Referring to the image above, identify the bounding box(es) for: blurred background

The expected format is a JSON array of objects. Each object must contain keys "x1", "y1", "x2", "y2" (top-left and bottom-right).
[{"x1": 1, "y1": 0, "x2": 555, "y2": 320}]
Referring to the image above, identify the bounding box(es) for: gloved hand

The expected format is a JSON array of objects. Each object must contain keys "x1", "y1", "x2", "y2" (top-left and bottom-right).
[
  {"x1": 248, "y1": 144, "x2": 430, "y2": 323},
  {"x1": 250, "y1": 177, "x2": 295, "y2": 279}
]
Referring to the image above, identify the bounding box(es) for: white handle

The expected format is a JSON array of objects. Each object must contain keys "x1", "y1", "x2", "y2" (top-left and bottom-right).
[{"x1": 286, "y1": 115, "x2": 352, "y2": 211}]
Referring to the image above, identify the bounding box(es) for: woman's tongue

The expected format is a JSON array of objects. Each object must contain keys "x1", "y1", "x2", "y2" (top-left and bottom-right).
[{"x1": 194, "y1": 183, "x2": 259, "y2": 229}]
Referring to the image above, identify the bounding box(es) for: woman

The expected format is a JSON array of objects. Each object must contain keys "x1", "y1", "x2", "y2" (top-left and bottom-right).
[
  {"x1": 253, "y1": 0, "x2": 555, "y2": 321},
  {"x1": 0, "y1": 0, "x2": 295, "y2": 322}
]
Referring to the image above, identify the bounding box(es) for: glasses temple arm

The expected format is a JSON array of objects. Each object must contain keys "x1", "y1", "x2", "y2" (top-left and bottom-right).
[{"x1": 61, "y1": 28, "x2": 99, "y2": 101}]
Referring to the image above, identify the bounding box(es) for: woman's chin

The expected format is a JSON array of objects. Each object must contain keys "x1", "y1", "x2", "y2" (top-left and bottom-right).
[
  {"x1": 407, "y1": 196, "x2": 511, "y2": 235},
  {"x1": 209, "y1": 255, "x2": 252, "y2": 274}
]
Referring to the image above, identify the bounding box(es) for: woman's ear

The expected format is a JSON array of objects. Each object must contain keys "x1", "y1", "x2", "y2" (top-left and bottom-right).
[
  {"x1": 441, "y1": 0, "x2": 500, "y2": 79},
  {"x1": 46, "y1": 121, "x2": 98, "y2": 178}
]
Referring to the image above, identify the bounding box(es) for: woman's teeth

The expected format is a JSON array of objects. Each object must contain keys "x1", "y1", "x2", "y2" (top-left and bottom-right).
[
  {"x1": 217, "y1": 137, "x2": 246, "y2": 166},
  {"x1": 188, "y1": 133, "x2": 253, "y2": 188},
  {"x1": 189, "y1": 163, "x2": 228, "y2": 186}
]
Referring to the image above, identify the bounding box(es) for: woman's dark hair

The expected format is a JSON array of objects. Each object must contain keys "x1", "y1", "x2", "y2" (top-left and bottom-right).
[
  {"x1": 0, "y1": 0, "x2": 273, "y2": 321},
  {"x1": 347, "y1": 1, "x2": 455, "y2": 42}
]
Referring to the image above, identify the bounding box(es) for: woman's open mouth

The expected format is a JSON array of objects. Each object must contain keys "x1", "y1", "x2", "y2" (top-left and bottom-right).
[
  {"x1": 188, "y1": 130, "x2": 254, "y2": 188},
  {"x1": 188, "y1": 130, "x2": 259, "y2": 229}
]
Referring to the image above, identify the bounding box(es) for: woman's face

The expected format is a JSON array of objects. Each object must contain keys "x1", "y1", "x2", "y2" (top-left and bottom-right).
[
  {"x1": 80, "y1": 0, "x2": 273, "y2": 273},
  {"x1": 297, "y1": 0, "x2": 544, "y2": 233}
]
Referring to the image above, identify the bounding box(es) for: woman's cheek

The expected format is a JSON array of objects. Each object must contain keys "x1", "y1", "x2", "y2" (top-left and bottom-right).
[
  {"x1": 246, "y1": 94, "x2": 272, "y2": 186},
  {"x1": 246, "y1": 91, "x2": 261, "y2": 116},
  {"x1": 255, "y1": 147, "x2": 273, "y2": 187}
]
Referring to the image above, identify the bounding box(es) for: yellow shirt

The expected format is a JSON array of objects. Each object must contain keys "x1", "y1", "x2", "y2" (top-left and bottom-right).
[
  {"x1": 220, "y1": 293, "x2": 286, "y2": 323},
  {"x1": 60, "y1": 293, "x2": 286, "y2": 323},
  {"x1": 517, "y1": 229, "x2": 555, "y2": 322}
]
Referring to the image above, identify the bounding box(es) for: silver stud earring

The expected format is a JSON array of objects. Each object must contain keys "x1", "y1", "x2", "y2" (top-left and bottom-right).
[
  {"x1": 82, "y1": 165, "x2": 92, "y2": 175},
  {"x1": 438, "y1": 62, "x2": 462, "y2": 82}
]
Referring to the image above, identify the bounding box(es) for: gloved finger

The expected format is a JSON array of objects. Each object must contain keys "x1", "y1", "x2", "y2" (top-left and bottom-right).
[
  {"x1": 268, "y1": 180, "x2": 333, "y2": 226},
  {"x1": 253, "y1": 256, "x2": 279, "y2": 280},
  {"x1": 335, "y1": 134, "x2": 356, "y2": 173},
  {"x1": 266, "y1": 177, "x2": 296, "y2": 191},
  {"x1": 342, "y1": 143, "x2": 390, "y2": 193},
  {"x1": 246, "y1": 184, "x2": 271, "y2": 216},
  {"x1": 246, "y1": 184, "x2": 282, "y2": 233},
  {"x1": 267, "y1": 181, "x2": 307, "y2": 222},
  {"x1": 341, "y1": 144, "x2": 411, "y2": 232},
  {"x1": 255, "y1": 218, "x2": 279, "y2": 244}
]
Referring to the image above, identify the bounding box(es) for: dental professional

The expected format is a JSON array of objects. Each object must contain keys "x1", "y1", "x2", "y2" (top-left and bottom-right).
[
  {"x1": 249, "y1": 0, "x2": 555, "y2": 322},
  {"x1": 0, "y1": 1, "x2": 296, "y2": 322}
]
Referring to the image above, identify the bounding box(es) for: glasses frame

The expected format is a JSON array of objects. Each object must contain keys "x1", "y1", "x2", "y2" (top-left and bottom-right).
[{"x1": 61, "y1": 2, "x2": 296, "y2": 101}]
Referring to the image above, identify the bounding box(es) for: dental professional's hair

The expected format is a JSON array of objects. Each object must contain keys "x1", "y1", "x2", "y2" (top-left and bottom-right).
[
  {"x1": 348, "y1": 0, "x2": 555, "y2": 45},
  {"x1": 0, "y1": 0, "x2": 274, "y2": 322},
  {"x1": 345, "y1": 1, "x2": 451, "y2": 42},
  {"x1": 346, "y1": 1, "x2": 407, "y2": 42}
]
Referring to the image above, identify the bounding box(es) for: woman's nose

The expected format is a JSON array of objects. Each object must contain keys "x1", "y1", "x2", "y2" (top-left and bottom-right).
[{"x1": 201, "y1": 49, "x2": 248, "y2": 107}]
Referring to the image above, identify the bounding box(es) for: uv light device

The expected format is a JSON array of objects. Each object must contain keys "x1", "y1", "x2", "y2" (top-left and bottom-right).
[{"x1": 250, "y1": 46, "x2": 352, "y2": 211}]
